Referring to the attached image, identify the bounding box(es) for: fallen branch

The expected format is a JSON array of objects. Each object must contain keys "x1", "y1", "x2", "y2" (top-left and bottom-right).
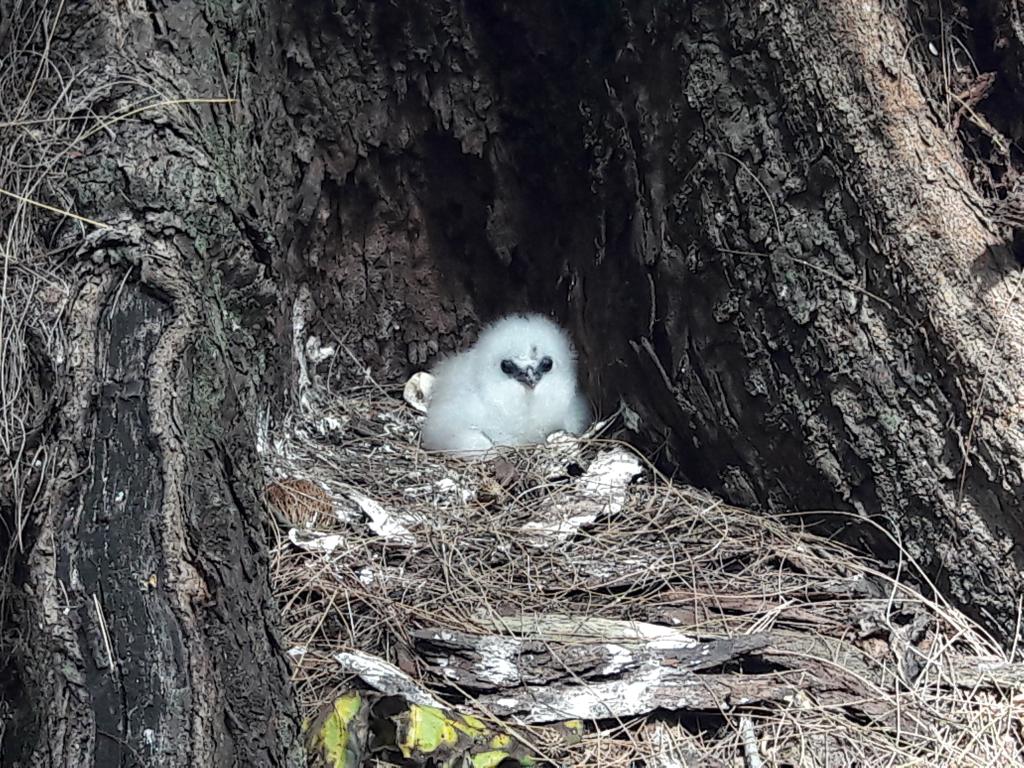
[{"x1": 413, "y1": 624, "x2": 770, "y2": 689}]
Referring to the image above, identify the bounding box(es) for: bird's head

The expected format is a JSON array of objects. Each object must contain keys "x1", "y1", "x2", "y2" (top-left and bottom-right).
[
  {"x1": 499, "y1": 353, "x2": 552, "y2": 390},
  {"x1": 474, "y1": 314, "x2": 577, "y2": 394}
]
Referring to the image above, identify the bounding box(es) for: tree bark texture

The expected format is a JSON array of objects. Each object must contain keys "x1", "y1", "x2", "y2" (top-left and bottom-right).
[
  {"x1": 278, "y1": 0, "x2": 1024, "y2": 638},
  {"x1": 5, "y1": 0, "x2": 1024, "y2": 766},
  {"x1": 2, "y1": 1, "x2": 302, "y2": 766}
]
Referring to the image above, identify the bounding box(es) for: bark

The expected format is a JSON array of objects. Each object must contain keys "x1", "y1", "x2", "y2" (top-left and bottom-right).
[
  {"x1": 5, "y1": 0, "x2": 1024, "y2": 765},
  {"x1": 2, "y1": 1, "x2": 302, "y2": 766},
  {"x1": 277, "y1": 0, "x2": 1024, "y2": 639}
]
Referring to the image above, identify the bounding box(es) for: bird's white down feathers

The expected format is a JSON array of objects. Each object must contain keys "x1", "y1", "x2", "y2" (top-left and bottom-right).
[{"x1": 421, "y1": 314, "x2": 591, "y2": 458}]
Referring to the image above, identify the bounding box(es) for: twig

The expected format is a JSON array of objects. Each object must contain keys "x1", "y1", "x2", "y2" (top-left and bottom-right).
[
  {"x1": 739, "y1": 716, "x2": 763, "y2": 768},
  {"x1": 93, "y1": 593, "x2": 115, "y2": 670}
]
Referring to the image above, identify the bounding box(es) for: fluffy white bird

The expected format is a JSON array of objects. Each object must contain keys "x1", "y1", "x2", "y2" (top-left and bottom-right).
[{"x1": 422, "y1": 314, "x2": 591, "y2": 457}]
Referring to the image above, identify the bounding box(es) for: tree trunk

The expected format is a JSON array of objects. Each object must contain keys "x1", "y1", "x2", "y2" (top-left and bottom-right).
[
  {"x1": 1, "y1": 1, "x2": 303, "y2": 765},
  {"x1": 3, "y1": 0, "x2": 1024, "y2": 765},
  {"x1": 277, "y1": 0, "x2": 1024, "y2": 637}
]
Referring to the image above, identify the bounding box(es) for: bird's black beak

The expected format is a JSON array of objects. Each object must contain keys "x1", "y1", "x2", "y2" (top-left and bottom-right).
[{"x1": 514, "y1": 368, "x2": 540, "y2": 389}]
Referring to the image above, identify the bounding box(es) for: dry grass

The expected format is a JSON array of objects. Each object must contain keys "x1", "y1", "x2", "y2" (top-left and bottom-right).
[
  {"x1": 264, "y1": 384, "x2": 1024, "y2": 767},
  {"x1": 0, "y1": 0, "x2": 82, "y2": 655}
]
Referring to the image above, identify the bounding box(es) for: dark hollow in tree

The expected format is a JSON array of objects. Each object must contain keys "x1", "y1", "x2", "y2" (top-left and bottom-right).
[{"x1": 2, "y1": 0, "x2": 1024, "y2": 765}]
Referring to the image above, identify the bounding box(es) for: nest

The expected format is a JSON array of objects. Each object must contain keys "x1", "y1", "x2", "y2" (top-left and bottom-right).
[{"x1": 264, "y1": 383, "x2": 1024, "y2": 767}]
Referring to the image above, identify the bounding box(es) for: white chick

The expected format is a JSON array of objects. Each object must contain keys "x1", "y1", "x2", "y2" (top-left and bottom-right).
[{"x1": 422, "y1": 314, "x2": 591, "y2": 458}]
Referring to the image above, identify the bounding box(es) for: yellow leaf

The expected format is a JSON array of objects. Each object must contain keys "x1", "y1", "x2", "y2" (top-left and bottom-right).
[{"x1": 316, "y1": 692, "x2": 363, "y2": 767}]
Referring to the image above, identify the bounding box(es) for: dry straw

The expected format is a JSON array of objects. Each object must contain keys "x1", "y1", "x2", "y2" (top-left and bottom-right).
[{"x1": 265, "y1": 384, "x2": 1024, "y2": 767}]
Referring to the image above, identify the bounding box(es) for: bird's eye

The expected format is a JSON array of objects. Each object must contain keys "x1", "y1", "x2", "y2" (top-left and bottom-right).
[
  {"x1": 538, "y1": 356, "x2": 553, "y2": 373},
  {"x1": 500, "y1": 359, "x2": 516, "y2": 374}
]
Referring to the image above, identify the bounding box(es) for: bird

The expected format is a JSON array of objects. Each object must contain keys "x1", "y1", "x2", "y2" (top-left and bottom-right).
[{"x1": 421, "y1": 313, "x2": 591, "y2": 458}]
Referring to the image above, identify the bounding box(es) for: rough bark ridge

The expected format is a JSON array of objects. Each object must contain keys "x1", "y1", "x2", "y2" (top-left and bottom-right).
[
  {"x1": 2, "y1": 1, "x2": 302, "y2": 765},
  {"x1": 282, "y1": 0, "x2": 1024, "y2": 640}
]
